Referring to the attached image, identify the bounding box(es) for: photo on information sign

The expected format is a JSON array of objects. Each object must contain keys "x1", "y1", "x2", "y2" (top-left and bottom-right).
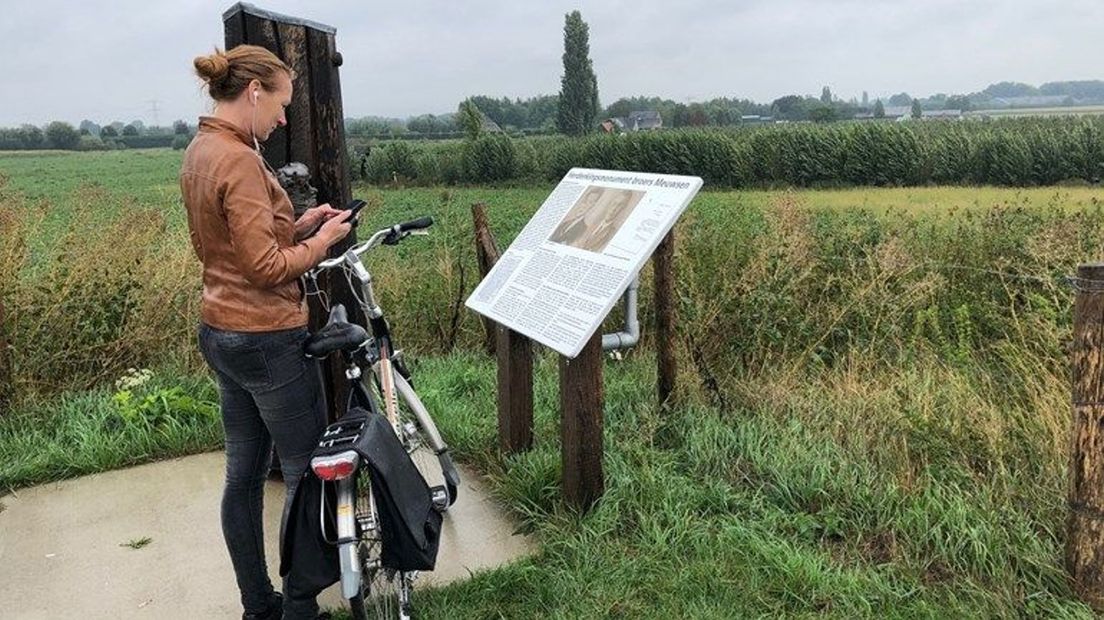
[{"x1": 548, "y1": 186, "x2": 645, "y2": 253}]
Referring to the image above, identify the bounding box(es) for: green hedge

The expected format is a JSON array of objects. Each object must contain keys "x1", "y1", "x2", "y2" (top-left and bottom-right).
[
  {"x1": 109, "y1": 135, "x2": 175, "y2": 149},
  {"x1": 351, "y1": 117, "x2": 1104, "y2": 188}
]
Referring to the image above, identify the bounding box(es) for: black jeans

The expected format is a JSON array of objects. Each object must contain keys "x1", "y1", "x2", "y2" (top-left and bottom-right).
[{"x1": 198, "y1": 323, "x2": 327, "y2": 620}]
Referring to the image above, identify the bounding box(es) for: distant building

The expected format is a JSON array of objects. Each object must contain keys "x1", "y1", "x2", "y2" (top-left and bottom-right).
[
  {"x1": 479, "y1": 114, "x2": 503, "y2": 133},
  {"x1": 854, "y1": 106, "x2": 912, "y2": 121},
  {"x1": 740, "y1": 114, "x2": 774, "y2": 124},
  {"x1": 628, "y1": 110, "x2": 662, "y2": 131},
  {"x1": 600, "y1": 110, "x2": 663, "y2": 133},
  {"x1": 600, "y1": 118, "x2": 627, "y2": 133}
]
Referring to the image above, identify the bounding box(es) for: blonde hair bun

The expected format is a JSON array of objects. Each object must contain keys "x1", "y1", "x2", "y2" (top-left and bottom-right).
[
  {"x1": 193, "y1": 45, "x2": 290, "y2": 102},
  {"x1": 194, "y1": 51, "x2": 230, "y2": 83}
]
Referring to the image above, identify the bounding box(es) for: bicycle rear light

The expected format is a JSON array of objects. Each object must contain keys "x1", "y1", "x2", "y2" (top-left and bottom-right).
[{"x1": 311, "y1": 451, "x2": 359, "y2": 481}]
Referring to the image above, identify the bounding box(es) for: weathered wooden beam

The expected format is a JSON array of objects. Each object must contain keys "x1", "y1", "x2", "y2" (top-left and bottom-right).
[
  {"x1": 471, "y1": 202, "x2": 533, "y2": 453},
  {"x1": 224, "y1": 5, "x2": 353, "y2": 424},
  {"x1": 1067, "y1": 262, "x2": 1104, "y2": 609},
  {"x1": 654, "y1": 230, "x2": 677, "y2": 407},
  {"x1": 472, "y1": 203, "x2": 500, "y2": 356},
  {"x1": 560, "y1": 332, "x2": 604, "y2": 511},
  {"x1": 496, "y1": 325, "x2": 533, "y2": 454}
]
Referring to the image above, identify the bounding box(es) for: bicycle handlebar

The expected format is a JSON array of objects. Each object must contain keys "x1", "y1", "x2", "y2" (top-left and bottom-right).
[
  {"x1": 398, "y1": 216, "x2": 433, "y2": 232},
  {"x1": 311, "y1": 215, "x2": 434, "y2": 271}
]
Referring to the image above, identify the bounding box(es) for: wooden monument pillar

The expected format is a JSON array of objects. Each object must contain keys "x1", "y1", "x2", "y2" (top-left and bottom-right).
[{"x1": 223, "y1": 3, "x2": 358, "y2": 421}]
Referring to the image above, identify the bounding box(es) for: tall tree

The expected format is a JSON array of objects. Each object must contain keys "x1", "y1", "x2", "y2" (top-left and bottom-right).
[
  {"x1": 556, "y1": 11, "x2": 600, "y2": 136},
  {"x1": 45, "y1": 121, "x2": 79, "y2": 149},
  {"x1": 458, "y1": 99, "x2": 484, "y2": 140},
  {"x1": 771, "y1": 95, "x2": 810, "y2": 121},
  {"x1": 873, "y1": 100, "x2": 886, "y2": 119},
  {"x1": 79, "y1": 119, "x2": 101, "y2": 136},
  {"x1": 820, "y1": 86, "x2": 833, "y2": 104},
  {"x1": 945, "y1": 94, "x2": 972, "y2": 112},
  {"x1": 910, "y1": 99, "x2": 922, "y2": 119},
  {"x1": 862, "y1": 91, "x2": 869, "y2": 106},
  {"x1": 888, "y1": 92, "x2": 912, "y2": 107}
]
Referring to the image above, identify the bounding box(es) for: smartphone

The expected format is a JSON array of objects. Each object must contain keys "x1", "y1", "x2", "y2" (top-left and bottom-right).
[{"x1": 343, "y1": 199, "x2": 367, "y2": 223}]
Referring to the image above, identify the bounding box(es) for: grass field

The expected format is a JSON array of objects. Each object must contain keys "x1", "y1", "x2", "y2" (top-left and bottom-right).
[
  {"x1": 5, "y1": 148, "x2": 1103, "y2": 232},
  {"x1": 3, "y1": 148, "x2": 1104, "y2": 617}
]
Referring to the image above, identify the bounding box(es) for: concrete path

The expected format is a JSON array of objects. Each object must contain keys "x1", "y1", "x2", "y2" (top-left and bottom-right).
[{"x1": 0, "y1": 452, "x2": 535, "y2": 619}]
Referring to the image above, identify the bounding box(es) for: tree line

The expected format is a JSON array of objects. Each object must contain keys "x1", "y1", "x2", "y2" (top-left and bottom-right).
[{"x1": 0, "y1": 119, "x2": 194, "y2": 151}]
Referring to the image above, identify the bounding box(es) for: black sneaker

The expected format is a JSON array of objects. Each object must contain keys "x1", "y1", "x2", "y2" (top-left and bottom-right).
[{"x1": 242, "y1": 593, "x2": 283, "y2": 620}]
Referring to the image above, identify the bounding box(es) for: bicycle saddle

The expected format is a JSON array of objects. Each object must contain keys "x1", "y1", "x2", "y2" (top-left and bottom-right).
[{"x1": 303, "y1": 304, "x2": 369, "y2": 358}]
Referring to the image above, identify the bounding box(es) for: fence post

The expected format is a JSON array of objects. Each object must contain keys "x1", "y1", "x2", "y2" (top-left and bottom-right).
[
  {"x1": 654, "y1": 230, "x2": 677, "y2": 407},
  {"x1": 224, "y1": 4, "x2": 354, "y2": 423},
  {"x1": 560, "y1": 331, "x2": 604, "y2": 510},
  {"x1": 471, "y1": 204, "x2": 534, "y2": 454},
  {"x1": 1067, "y1": 262, "x2": 1104, "y2": 608},
  {"x1": 497, "y1": 326, "x2": 533, "y2": 454},
  {"x1": 472, "y1": 203, "x2": 500, "y2": 357}
]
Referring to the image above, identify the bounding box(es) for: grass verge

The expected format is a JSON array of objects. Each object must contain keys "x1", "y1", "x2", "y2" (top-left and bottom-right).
[{"x1": 0, "y1": 367, "x2": 221, "y2": 491}]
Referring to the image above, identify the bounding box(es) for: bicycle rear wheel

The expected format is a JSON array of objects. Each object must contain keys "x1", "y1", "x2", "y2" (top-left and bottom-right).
[{"x1": 351, "y1": 467, "x2": 412, "y2": 620}]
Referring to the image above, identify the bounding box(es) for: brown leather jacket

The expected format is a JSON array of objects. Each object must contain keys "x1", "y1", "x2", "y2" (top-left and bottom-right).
[{"x1": 180, "y1": 116, "x2": 327, "y2": 332}]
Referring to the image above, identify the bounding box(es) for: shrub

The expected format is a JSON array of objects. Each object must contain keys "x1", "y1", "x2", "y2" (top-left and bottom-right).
[
  {"x1": 462, "y1": 134, "x2": 518, "y2": 183},
  {"x1": 45, "y1": 121, "x2": 80, "y2": 150},
  {"x1": 171, "y1": 134, "x2": 192, "y2": 150},
  {"x1": 75, "y1": 135, "x2": 108, "y2": 151}
]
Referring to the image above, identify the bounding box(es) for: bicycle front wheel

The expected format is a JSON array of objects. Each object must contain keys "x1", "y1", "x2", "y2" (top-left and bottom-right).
[{"x1": 369, "y1": 364, "x2": 460, "y2": 508}]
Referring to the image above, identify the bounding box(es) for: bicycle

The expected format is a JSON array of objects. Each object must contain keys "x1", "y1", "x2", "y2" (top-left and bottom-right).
[{"x1": 300, "y1": 214, "x2": 460, "y2": 620}]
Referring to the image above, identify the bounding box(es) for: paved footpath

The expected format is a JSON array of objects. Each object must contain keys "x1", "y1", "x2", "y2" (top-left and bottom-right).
[{"x1": 0, "y1": 452, "x2": 535, "y2": 619}]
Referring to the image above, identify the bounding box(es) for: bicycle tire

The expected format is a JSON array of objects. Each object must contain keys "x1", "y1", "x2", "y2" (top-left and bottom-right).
[
  {"x1": 348, "y1": 361, "x2": 451, "y2": 620},
  {"x1": 351, "y1": 467, "x2": 409, "y2": 620}
]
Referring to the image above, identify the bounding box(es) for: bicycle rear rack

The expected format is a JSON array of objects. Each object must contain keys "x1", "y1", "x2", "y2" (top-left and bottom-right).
[{"x1": 315, "y1": 414, "x2": 369, "y2": 453}]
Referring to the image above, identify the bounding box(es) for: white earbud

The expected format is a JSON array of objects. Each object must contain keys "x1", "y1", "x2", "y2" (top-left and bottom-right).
[{"x1": 252, "y1": 90, "x2": 259, "y2": 105}]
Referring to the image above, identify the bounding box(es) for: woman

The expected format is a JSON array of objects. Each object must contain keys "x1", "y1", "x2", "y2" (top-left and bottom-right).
[{"x1": 181, "y1": 45, "x2": 351, "y2": 620}]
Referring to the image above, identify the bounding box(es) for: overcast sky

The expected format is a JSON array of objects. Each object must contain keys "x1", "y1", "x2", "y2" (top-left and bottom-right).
[{"x1": 2, "y1": 0, "x2": 1102, "y2": 127}]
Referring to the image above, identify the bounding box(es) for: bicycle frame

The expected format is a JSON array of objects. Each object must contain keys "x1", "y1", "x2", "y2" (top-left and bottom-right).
[{"x1": 305, "y1": 221, "x2": 446, "y2": 616}]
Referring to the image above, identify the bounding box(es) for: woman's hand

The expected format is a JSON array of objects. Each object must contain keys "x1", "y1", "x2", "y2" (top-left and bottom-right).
[
  {"x1": 317, "y1": 212, "x2": 353, "y2": 246},
  {"x1": 296, "y1": 203, "x2": 344, "y2": 238}
]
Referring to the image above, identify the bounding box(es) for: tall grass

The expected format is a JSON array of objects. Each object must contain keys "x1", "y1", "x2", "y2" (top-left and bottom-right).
[
  {"x1": 356, "y1": 352, "x2": 1091, "y2": 618},
  {"x1": 0, "y1": 177, "x2": 203, "y2": 402},
  {"x1": 0, "y1": 366, "x2": 220, "y2": 490},
  {"x1": 3, "y1": 171, "x2": 1102, "y2": 408}
]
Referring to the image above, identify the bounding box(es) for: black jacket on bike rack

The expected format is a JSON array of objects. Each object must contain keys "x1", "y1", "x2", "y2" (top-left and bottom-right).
[
  {"x1": 279, "y1": 472, "x2": 341, "y2": 599},
  {"x1": 280, "y1": 406, "x2": 443, "y2": 595}
]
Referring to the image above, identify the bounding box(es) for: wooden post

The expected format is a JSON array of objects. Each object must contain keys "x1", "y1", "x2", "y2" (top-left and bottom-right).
[
  {"x1": 224, "y1": 4, "x2": 355, "y2": 423},
  {"x1": 1068, "y1": 263, "x2": 1104, "y2": 608},
  {"x1": 472, "y1": 203, "x2": 501, "y2": 357},
  {"x1": 560, "y1": 332, "x2": 604, "y2": 511},
  {"x1": 471, "y1": 203, "x2": 534, "y2": 453},
  {"x1": 654, "y1": 231, "x2": 677, "y2": 407},
  {"x1": 497, "y1": 325, "x2": 533, "y2": 454}
]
